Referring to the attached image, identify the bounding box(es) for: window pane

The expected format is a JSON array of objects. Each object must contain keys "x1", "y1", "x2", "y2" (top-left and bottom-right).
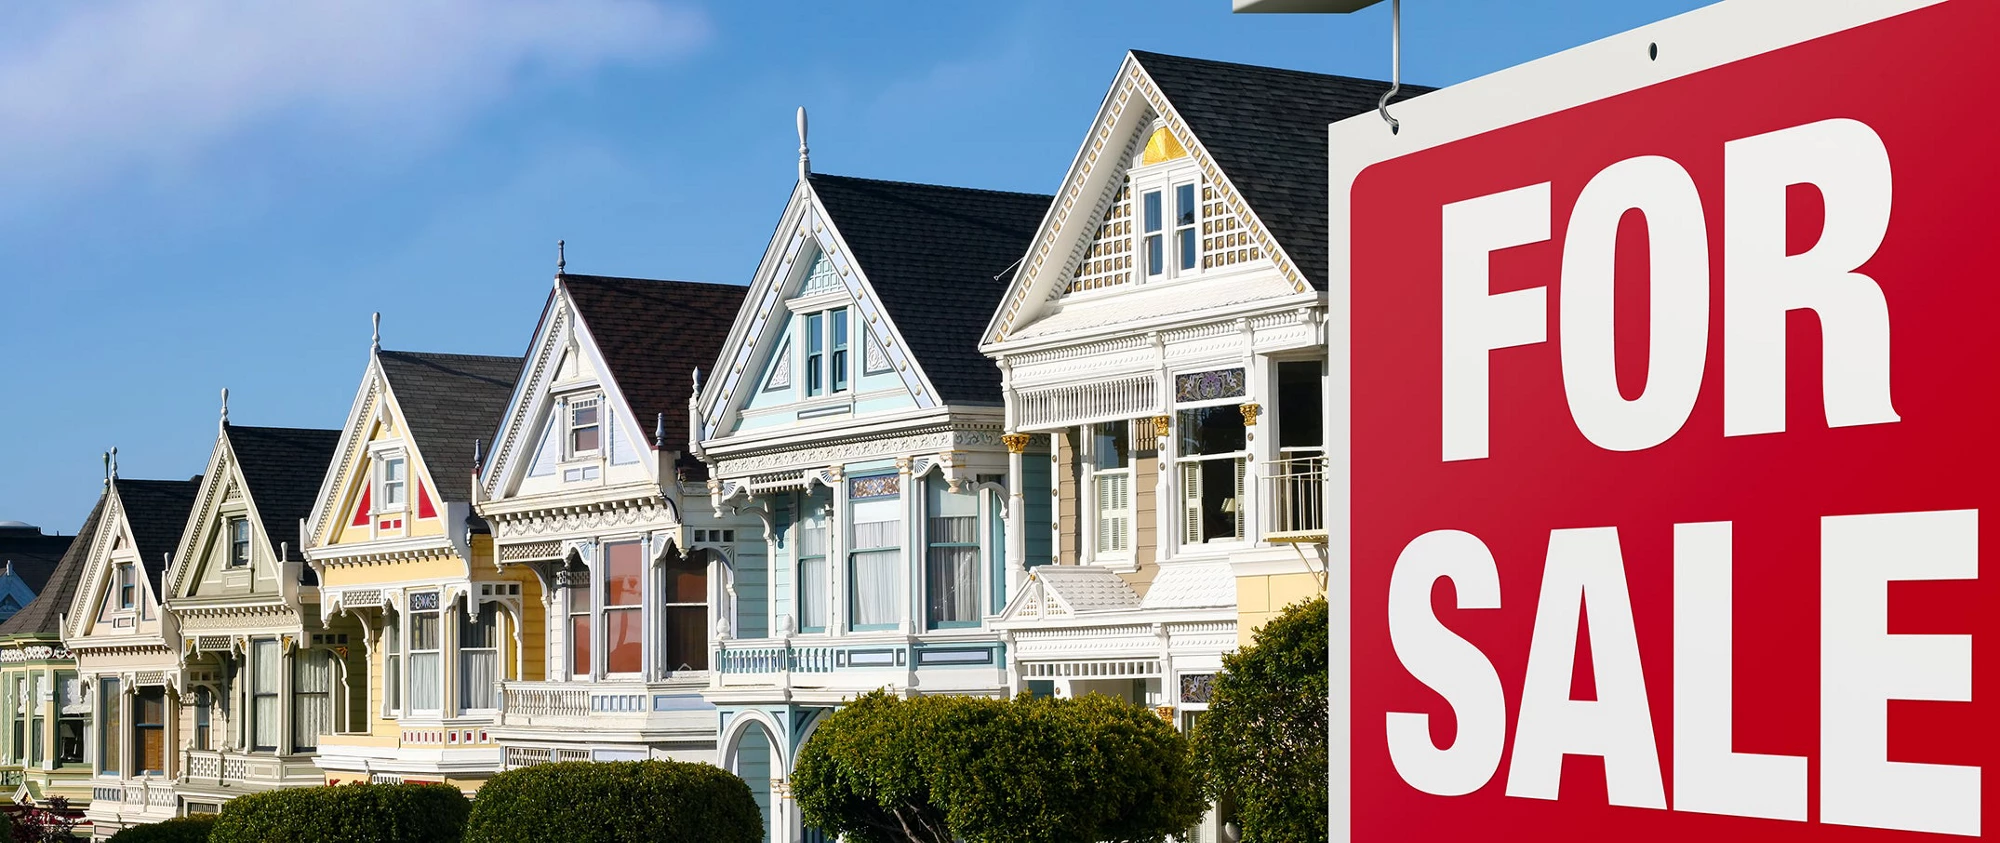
[
  {"x1": 798, "y1": 557, "x2": 827, "y2": 630},
  {"x1": 385, "y1": 655, "x2": 401, "y2": 712},
  {"x1": 605, "y1": 608, "x2": 642, "y2": 674},
  {"x1": 1143, "y1": 190, "x2": 1162, "y2": 233},
  {"x1": 410, "y1": 613, "x2": 439, "y2": 652},
  {"x1": 460, "y1": 649, "x2": 498, "y2": 710},
  {"x1": 1177, "y1": 406, "x2": 1247, "y2": 456},
  {"x1": 604, "y1": 542, "x2": 644, "y2": 608},
  {"x1": 1176, "y1": 183, "x2": 1196, "y2": 227},
  {"x1": 571, "y1": 402, "x2": 598, "y2": 427},
  {"x1": 566, "y1": 580, "x2": 591, "y2": 614},
  {"x1": 663, "y1": 606, "x2": 708, "y2": 672},
  {"x1": 1276, "y1": 360, "x2": 1325, "y2": 449},
  {"x1": 572, "y1": 423, "x2": 600, "y2": 454},
  {"x1": 252, "y1": 640, "x2": 280, "y2": 694},
  {"x1": 1091, "y1": 422, "x2": 1129, "y2": 471},
  {"x1": 927, "y1": 544, "x2": 978, "y2": 626},
  {"x1": 831, "y1": 308, "x2": 848, "y2": 349},
  {"x1": 409, "y1": 652, "x2": 440, "y2": 712},
  {"x1": 1146, "y1": 234, "x2": 1164, "y2": 277},
  {"x1": 850, "y1": 549, "x2": 899, "y2": 627},
  {"x1": 663, "y1": 554, "x2": 705, "y2": 605},
  {"x1": 57, "y1": 719, "x2": 83, "y2": 765},
  {"x1": 292, "y1": 651, "x2": 331, "y2": 751},
  {"x1": 1179, "y1": 227, "x2": 1197, "y2": 271},
  {"x1": 570, "y1": 615, "x2": 592, "y2": 676},
  {"x1": 460, "y1": 605, "x2": 498, "y2": 648}
]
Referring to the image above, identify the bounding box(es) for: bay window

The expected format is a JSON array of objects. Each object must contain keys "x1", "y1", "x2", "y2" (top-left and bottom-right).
[
  {"x1": 408, "y1": 598, "x2": 441, "y2": 712},
  {"x1": 848, "y1": 476, "x2": 901, "y2": 631},
  {"x1": 926, "y1": 482, "x2": 979, "y2": 628},
  {"x1": 134, "y1": 687, "x2": 164, "y2": 774},
  {"x1": 251, "y1": 639, "x2": 280, "y2": 752},
  {"x1": 603, "y1": 542, "x2": 644, "y2": 675},
  {"x1": 661, "y1": 552, "x2": 707, "y2": 673},
  {"x1": 293, "y1": 649, "x2": 331, "y2": 751},
  {"x1": 1089, "y1": 422, "x2": 1133, "y2": 558},
  {"x1": 1178, "y1": 406, "x2": 1248, "y2": 544},
  {"x1": 461, "y1": 605, "x2": 499, "y2": 709},
  {"x1": 797, "y1": 490, "x2": 830, "y2": 633}
]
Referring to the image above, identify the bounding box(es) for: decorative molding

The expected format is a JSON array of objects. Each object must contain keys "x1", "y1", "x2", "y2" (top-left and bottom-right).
[
  {"x1": 490, "y1": 497, "x2": 674, "y2": 541},
  {"x1": 1001, "y1": 433, "x2": 1031, "y2": 454},
  {"x1": 1151, "y1": 415, "x2": 1172, "y2": 439},
  {"x1": 713, "y1": 426, "x2": 1010, "y2": 479},
  {"x1": 1238, "y1": 402, "x2": 1261, "y2": 427}
]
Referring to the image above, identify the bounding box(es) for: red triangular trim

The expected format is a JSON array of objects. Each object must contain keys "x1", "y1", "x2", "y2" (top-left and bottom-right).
[
  {"x1": 417, "y1": 478, "x2": 436, "y2": 520},
  {"x1": 352, "y1": 484, "x2": 371, "y2": 527}
]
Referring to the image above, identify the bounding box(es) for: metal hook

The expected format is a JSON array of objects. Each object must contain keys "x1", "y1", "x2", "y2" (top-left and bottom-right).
[{"x1": 1377, "y1": 0, "x2": 1402, "y2": 134}]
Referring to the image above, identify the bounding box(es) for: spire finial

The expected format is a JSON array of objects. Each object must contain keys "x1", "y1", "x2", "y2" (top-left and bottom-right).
[
  {"x1": 371, "y1": 312, "x2": 381, "y2": 352},
  {"x1": 797, "y1": 106, "x2": 810, "y2": 181},
  {"x1": 103, "y1": 451, "x2": 111, "y2": 489},
  {"x1": 654, "y1": 412, "x2": 666, "y2": 448},
  {"x1": 110, "y1": 447, "x2": 118, "y2": 480},
  {"x1": 220, "y1": 388, "x2": 230, "y2": 431},
  {"x1": 557, "y1": 240, "x2": 566, "y2": 275},
  {"x1": 472, "y1": 438, "x2": 485, "y2": 476}
]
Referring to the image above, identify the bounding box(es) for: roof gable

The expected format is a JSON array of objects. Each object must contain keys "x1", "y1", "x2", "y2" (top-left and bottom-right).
[
  {"x1": 984, "y1": 51, "x2": 1427, "y2": 345},
  {"x1": 0, "y1": 495, "x2": 101, "y2": 638},
  {"x1": 378, "y1": 351, "x2": 522, "y2": 502}
]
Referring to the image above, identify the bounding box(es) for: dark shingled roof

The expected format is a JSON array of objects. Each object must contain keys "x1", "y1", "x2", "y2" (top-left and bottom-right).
[
  {"x1": 0, "y1": 525, "x2": 72, "y2": 600},
  {"x1": 114, "y1": 477, "x2": 202, "y2": 581},
  {"x1": 561, "y1": 275, "x2": 748, "y2": 474},
  {"x1": 808, "y1": 173, "x2": 1051, "y2": 405},
  {"x1": 225, "y1": 426, "x2": 341, "y2": 564},
  {"x1": 0, "y1": 498, "x2": 98, "y2": 638},
  {"x1": 377, "y1": 350, "x2": 524, "y2": 503},
  {"x1": 1130, "y1": 51, "x2": 1434, "y2": 291}
]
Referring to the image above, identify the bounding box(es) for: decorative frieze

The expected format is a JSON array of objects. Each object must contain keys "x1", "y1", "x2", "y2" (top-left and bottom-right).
[
  {"x1": 0, "y1": 646, "x2": 71, "y2": 663},
  {"x1": 713, "y1": 426, "x2": 1008, "y2": 479},
  {"x1": 491, "y1": 499, "x2": 672, "y2": 540}
]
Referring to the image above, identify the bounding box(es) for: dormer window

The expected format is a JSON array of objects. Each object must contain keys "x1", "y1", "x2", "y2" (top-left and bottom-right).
[
  {"x1": 227, "y1": 517, "x2": 251, "y2": 568},
  {"x1": 117, "y1": 564, "x2": 135, "y2": 609},
  {"x1": 568, "y1": 397, "x2": 602, "y2": 457},
  {"x1": 1131, "y1": 125, "x2": 1201, "y2": 285},
  {"x1": 803, "y1": 308, "x2": 850, "y2": 398}
]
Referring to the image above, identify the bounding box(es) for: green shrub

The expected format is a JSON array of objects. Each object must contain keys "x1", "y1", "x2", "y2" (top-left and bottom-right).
[
  {"x1": 464, "y1": 760, "x2": 761, "y2": 843},
  {"x1": 1192, "y1": 595, "x2": 1329, "y2": 843},
  {"x1": 794, "y1": 690, "x2": 1203, "y2": 843},
  {"x1": 208, "y1": 782, "x2": 468, "y2": 843},
  {"x1": 106, "y1": 814, "x2": 217, "y2": 843}
]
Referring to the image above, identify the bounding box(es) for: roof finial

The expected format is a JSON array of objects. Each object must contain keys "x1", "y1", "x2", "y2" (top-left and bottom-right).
[
  {"x1": 102, "y1": 451, "x2": 111, "y2": 489},
  {"x1": 796, "y1": 106, "x2": 810, "y2": 181},
  {"x1": 371, "y1": 312, "x2": 381, "y2": 352},
  {"x1": 110, "y1": 447, "x2": 118, "y2": 480},
  {"x1": 219, "y1": 388, "x2": 230, "y2": 431},
  {"x1": 654, "y1": 412, "x2": 666, "y2": 449},
  {"x1": 472, "y1": 438, "x2": 485, "y2": 476},
  {"x1": 691, "y1": 366, "x2": 702, "y2": 395},
  {"x1": 557, "y1": 240, "x2": 567, "y2": 276}
]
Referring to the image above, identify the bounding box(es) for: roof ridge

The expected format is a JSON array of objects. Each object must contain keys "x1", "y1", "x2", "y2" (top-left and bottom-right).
[
  {"x1": 560, "y1": 274, "x2": 744, "y2": 291},
  {"x1": 809, "y1": 171, "x2": 1054, "y2": 202},
  {"x1": 379, "y1": 349, "x2": 524, "y2": 363},
  {"x1": 225, "y1": 425, "x2": 342, "y2": 436},
  {"x1": 1129, "y1": 48, "x2": 1436, "y2": 92}
]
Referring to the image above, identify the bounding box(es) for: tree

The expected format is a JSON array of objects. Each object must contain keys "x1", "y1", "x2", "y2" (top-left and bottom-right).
[
  {"x1": 794, "y1": 690, "x2": 1203, "y2": 843},
  {"x1": 13, "y1": 796, "x2": 78, "y2": 843},
  {"x1": 1191, "y1": 595, "x2": 1329, "y2": 843}
]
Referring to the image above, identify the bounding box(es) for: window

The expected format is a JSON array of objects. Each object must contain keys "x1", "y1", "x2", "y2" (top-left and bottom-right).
[
  {"x1": 408, "y1": 601, "x2": 440, "y2": 712},
  {"x1": 568, "y1": 572, "x2": 592, "y2": 679},
  {"x1": 251, "y1": 639, "x2": 280, "y2": 752},
  {"x1": 57, "y1": 716, "x2": 83, "y2": 766},
  {"x1": 461, "y1": 605, "x2": 499, "y2": 709},
  {"x1": 926, "y1": 482, "x2": 979, "y2": 628},
  {"x1": 1175, "y1": 182, "x2": 1198, "y2": 272},
  {"x1": 27, "y1": 674, "x2": 41, "y2": 765},
  {"x1": 117, "y1": 563, "x2": 135, "y2": 609},
  {"x1": 228, "y1": 517, "x2": 251, "y2": 568},
  {"x1": 383, "y1": 614, "x2": 401, "y2": 716},
  {"x1": 803, "y1": 309, "x2": 850, "y2": 398},
  {"x1": 662, "y1": 551, "x2": 708, "y2": 673},
  {"x1": 192, "y1": 687, "x2": 212, "y2": 752},
  {"x1": 796, "y1": 491, "x2": 830, "y2": 633},
  {"x1": 134, "y1": 687, "x2": 165, "y2": 774},
  {"x1": 8, "y1": 677, "x2": 22, "y2": 765},
  {"x1": 378, "y1": 455, "x2": 407, "y2": 511},
  {"x1": 848, "y1": 478, "x2": 901, "y2": 630},
  {"x1": 602, "y1": 542, "x2": 644, "y2": 675},
  {"x1": 1177, "y1": 406, "x2": 1248, "y2": 544},
  {"x1": 568, "y1": 397, "x2": 602, "y2": 457},
  {"x1": 293, "y1": 649, "x2": 332, "y2": 751},
  {"x1": 99, "y1": 678, "x2": 119, "y2": 775},
  {"x1": 1143, "y1": 189, "x2": 1165, "y2": 277},
  {"x1": 1089, "y1": 422, "x2": 1133, "y2": 557}
]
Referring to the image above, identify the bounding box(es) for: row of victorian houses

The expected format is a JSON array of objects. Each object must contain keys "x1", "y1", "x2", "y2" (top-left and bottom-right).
[{"x1": 1, "y1": 51, "x2": 1392, "y2": 841}]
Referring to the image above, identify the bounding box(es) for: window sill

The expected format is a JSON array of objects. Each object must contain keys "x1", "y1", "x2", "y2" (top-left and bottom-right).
[{"x1": 1088, "y1": 558, "x2": 1140, "y2": 574}]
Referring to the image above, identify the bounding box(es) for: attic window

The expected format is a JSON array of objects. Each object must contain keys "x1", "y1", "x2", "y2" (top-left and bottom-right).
[
  {"x1": 117, "y1": 563, "x2": 135, "y2": 609},
  {"x1": 376, "y1": 455, "x2": 408, "y2": 512},
  {"x1": 568, "y1": 397, "x2": 602, "y2": 457},
  {"x1": 227, "y1": 518, "x2": 251, "y2": 568}
]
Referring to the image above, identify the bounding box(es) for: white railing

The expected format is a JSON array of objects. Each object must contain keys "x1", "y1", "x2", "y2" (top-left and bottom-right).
[
  {"x1": 501, "y1": 683, "x2": 591, "y2": 719},
  {"x1": 497, "y1": 679, "x2": 708, "y2": 729},
  {"x1": 1265, "y1": 452, "x2": 1325, "y2": 542},
  {"x1": 1016, "y1": 376, "x2": 1158, "y2": 429}
]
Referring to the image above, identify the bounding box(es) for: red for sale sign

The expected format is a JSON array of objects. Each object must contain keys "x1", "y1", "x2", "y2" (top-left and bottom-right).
[{"x1": 1332, "y1": 0, "x2": 2000, "y2": 839}]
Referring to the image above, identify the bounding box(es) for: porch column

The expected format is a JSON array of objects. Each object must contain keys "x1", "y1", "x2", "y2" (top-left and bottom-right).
[
  {"x1": 1001, "y1": 433, "x2": 1029, "y2": 595},
  {"x1": 828, "y1": 469, "x2": 847, "y2": 637},
  {"x1": 896, "y1": 456, "x2": 916, "y2": 635},
  {"x1": 164, "y1": 686, "x2": 180, "y2": 778},
  {"x1": 1153, "y1": 415, "x2": 1175, "y2": 562}
]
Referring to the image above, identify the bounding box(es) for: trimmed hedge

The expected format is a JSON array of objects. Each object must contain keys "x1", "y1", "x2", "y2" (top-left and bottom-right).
[
  {"x1": 464, "y1": 760, "x2": 761, "y2": 843},
  {"x1": 106, "y1": 814, "x2": 217, "y2": 843},
  {"x1": 208, "y1": 782, "x2": 468, "y2": 843}
]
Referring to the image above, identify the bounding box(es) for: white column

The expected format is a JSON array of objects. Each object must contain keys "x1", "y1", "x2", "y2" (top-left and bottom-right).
[
  {"x1": 1003, "y1": 434, "x2": 1028, "y2": 594},
  {"x1": 898, "y1": 457, "x2": 917, "y2": 635},
  {"x1": 829, "y1": 471, "x2": 847, "y2": 637}
]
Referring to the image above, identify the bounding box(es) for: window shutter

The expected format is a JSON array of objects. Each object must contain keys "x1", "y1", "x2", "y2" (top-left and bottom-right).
[
  {"x1": 1232, "y1": 457, "x2": 1247, "y2": 540},
  {"x1": 1181, "y1": 462, "x2": 1203, "y2": 545},
  {"x1": 1095, "y1": 472, "x2": 1130, "y2": 554}
]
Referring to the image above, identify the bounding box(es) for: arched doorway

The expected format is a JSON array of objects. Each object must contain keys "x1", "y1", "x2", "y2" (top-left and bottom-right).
[{"x1": 726, "y1": 717, "x2": 780, "y2": 843}]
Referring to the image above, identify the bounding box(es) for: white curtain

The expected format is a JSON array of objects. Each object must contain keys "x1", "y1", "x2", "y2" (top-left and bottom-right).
[
  {"x1": 927, "y1": 482, "x2": 980, "y2": 625},
  {"x1": 798, "y1": 557, "x2": 827, "y2": 630},
  {"x1": 292, "y1": 650, "x2": 332, "y2": 751},
  {"x1": 410, "y1": 612, "x2": 440, "y2": 711},
  {"x1": 252, "y1": 640, "x2": 280, "y2": 750},
  {"x1": 850, "y1": 549, "x2": 899, "y2": 627},
  {"x1": 460, "y1": 606, "x2": 499, "y2": 710}
]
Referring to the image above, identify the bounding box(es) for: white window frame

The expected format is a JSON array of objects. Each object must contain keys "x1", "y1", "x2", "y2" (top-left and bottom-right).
[
  {"x1": 796, "y1": 306, "x2": 852, "y2": 401},
  {"x1": 1082, "y1": 421, "x2": 1136, "y2": 569},
  {"x1": 372, "y1": 449, "x2": 409, "y2": 515},
  {"x1": 1174, "y1": 403, "x2": 1251, "y2": 550},
  {"x1": 1129, "y1": 145, "x2": 1202, "y2": 286},
  {"x1": 564, "y1": 394, "x2": 604, "y2": 460},
  {"x1": 406, "y1": 592, "x2": 442, "y2": 715},
  {"x1": 226, "y1": 517, "x2": 252, "y2": 568},
  {"x1": 116, "y1": 563, "x2": 135, "y2": 610}
]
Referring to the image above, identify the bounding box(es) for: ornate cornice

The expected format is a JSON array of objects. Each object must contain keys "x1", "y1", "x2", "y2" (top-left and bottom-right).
[{"x1": 712, "y1": 425, "x2": 1009, "y2": 479}]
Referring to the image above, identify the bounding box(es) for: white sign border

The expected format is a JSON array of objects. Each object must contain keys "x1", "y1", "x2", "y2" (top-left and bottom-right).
[{"x1": 1324, "y1": 0, "x2": 1950, "y2": 837}]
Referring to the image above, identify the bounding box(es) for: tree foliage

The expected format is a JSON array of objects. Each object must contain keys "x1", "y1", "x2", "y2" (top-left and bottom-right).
[
  {"x1": 463, "y1": 760, "x2": 761, "y2": 843},
  {"x1": 794, "y1": 690, "x2": 1202, "y2": 843},
  {"x1": 1191, "y1": 595, "x2": 1329, "y2": 843},
  {"x1": 11, "y1": 796, "x2": 76, "y2": 843},
  {"x1": 106, "y1": 814, "x2": 217, "y2": 843}
]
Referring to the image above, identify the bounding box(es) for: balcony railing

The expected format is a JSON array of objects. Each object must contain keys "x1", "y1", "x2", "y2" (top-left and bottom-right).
[
  {"x1": 1265, "y1": 452, "x2": 1326, "y2": 543},
  {"x1": 497, "y1": 678, "x2": 709, "y2": 731}
]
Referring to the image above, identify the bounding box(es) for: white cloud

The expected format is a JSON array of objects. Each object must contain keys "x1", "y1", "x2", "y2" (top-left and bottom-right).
[{"x1": 0, "y1": 0, "x2": 707, "y2": 192}]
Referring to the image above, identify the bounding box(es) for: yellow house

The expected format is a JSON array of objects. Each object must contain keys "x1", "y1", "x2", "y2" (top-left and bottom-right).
[{"x1": 303, "y1": 335, "x2": 540, "y2": 790}]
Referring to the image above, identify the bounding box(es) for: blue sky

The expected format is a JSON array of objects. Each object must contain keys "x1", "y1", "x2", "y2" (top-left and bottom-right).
[{"x1": 0, "y1": 0, "x2": 1711, "y2": 533}]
